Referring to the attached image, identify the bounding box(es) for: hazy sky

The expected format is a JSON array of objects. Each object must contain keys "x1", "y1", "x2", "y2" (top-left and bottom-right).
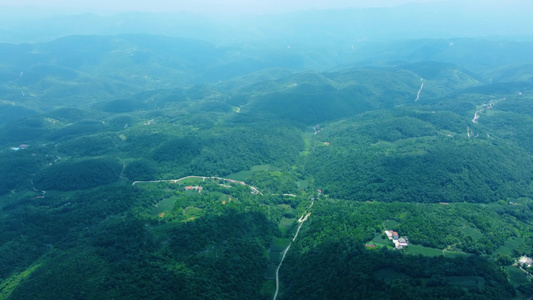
[
  {"x1": 0, "y1": 0, "x2": 446, "y2": 14},
  {"x1": 1, "y1": 0, "x2": 531, "y2": 17},
  {"x1": 0, "y1": 0, "x2": 532, "y2": 43}
]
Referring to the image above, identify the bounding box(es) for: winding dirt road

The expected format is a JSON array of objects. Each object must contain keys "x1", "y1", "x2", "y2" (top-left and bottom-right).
[
  {"x1": 132, "y1": 175, "x2": 263, "y2": 195},
  {"x1": 273, "y1": 198, "x2": 315, "y2": 300}
]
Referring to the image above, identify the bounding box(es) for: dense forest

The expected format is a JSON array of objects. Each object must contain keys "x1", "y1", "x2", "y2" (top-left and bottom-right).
[{"x1": 1, "y1": 8, "x2": 533, "y2": 299}]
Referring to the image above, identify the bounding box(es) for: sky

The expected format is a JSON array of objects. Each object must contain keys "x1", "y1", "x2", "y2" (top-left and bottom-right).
[
  {"x1": 0, "y1": 0, "x2": 532, "y2": 43},
  {"x1": 0, "y1": 0, "x2": 446, "y2": 14}
]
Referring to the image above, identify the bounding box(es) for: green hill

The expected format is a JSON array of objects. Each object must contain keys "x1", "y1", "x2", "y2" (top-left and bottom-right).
[{"x1": 1, "y1": 34, "x2": 533, "y2": 299}]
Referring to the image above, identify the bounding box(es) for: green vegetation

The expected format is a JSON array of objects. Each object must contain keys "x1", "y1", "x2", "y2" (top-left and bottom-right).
[
  {"x1": 33, "y1": 157, "x2": 122, "y2": 190},
  {"x1": 405, "y1": 244, "x2": 445, "y2": 257},
  {"x1": 1, "y1": 33, "x2": 533, "y2": 299}
]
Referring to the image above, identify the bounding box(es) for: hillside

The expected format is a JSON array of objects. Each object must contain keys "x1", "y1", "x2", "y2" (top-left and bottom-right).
[{"x1": 1, "y1": 34, "x2": 533, "y2": 299}]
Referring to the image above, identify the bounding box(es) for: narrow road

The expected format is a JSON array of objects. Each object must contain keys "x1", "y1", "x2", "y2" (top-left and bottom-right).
[
  {"x1": 415, "y1": 78, "x2": 424, "y2": 102},
  {"x1": 273, "y1": 198, "x2": 315, "y2": 300},
  {"x1": 132, "y1": 175, "x2": 263, "y2": 195}
]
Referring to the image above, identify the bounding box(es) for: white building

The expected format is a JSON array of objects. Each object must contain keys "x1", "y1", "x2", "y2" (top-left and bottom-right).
[{"x1": 518, "y1": 256, "x2": 533, "y2": 268}]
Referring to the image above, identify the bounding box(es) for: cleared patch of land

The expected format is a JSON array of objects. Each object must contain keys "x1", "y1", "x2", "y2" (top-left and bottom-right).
[
  {"x1": 505, "y1": 266, "x2": 530, "y2": 288},
  {"x1": 383, "y1": 219, "x2": 399, "y2": 229},
  {"x1": 404, "y1": 244, "x2": 445, "y2": 257},
  {"x1": 460, "y1": 226, "x2": 483, "y2": 241},
  {"x1": 271, "y1": 238, "x2": 291, "y2": 252},
  {"x1": 493, "y1": 237, "x2": 524, "y2": 256},
  {"x1": 151, "y1": 197, "x2": 176, "y2": 217},
  {"x1": 279, "y1": 218, "x2": 295, "y2": 236}
]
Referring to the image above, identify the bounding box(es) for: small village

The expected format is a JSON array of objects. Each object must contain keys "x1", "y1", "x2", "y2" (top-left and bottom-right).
[
  {"x1": 10, "y1": 144, "x2": 29, "y2": 151},
  {"x1": 384, "y1": 230, "x2": 409, "y2": 250},
  {"x1": 516, "y1": 256, "x2": 533, "y2": 279}
]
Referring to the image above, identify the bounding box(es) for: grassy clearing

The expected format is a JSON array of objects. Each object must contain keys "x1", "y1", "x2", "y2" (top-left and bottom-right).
[
  {"x1": 278, "y1": 204, "x2": 296, "y2": 216},
  {"x1": 260, "y1": 279, "x2": 276, "y2": 298},
  {"x1": 443, "y1": 250, "x2": 469, "y2": 258},
  {"x1": 460, "y1": 226, "x2": 484, "y2": 241},
  {"x1": 226, "y1": 170, "x2": 252, "y2": 182},
  {"x1": 179, "y1": 177, "x2": 204, "y2": 185},
  {"x1": 279, "y1": 217, "x2": 295, "y2": 236},
  {"x1": 271, "y1": 237, "x2": 290, "y2": 252},
  {"x1": 383, "y1": 219, "x2": 399, "y2": 229},
  {"x1": 0, "y1": 260, "x2": 43, "y2": 299},
  {"x1": 218, "y1": 194, "x2": 233, "y2": 205},
  {"x1": 493, "y1": 237, "x2": 524, "y2": 256},
  {"x1": 277, "y1": 204, "x2": 293, "y2": 211},
  {"x1": 183, "y1": 206, "x2": 202, "y2": 218},
  {"x1": 505, "y1": 266, "x2": 530, "y2": 287},
  {"x1": 151, "y1": 197, "x2": 176, "y2": 217},
  {"x1": 296, "y1": 180, "x2": 308, "y2": 190},
  {"x1": 371, "y1": 234, "x2": 393, "y2": 248},
  {"x1": 405, "y1": 244, "x2": 443, "y2": 257},
  {"x1": 269, "y1": 251, "x2": 284, "y2": 264}
]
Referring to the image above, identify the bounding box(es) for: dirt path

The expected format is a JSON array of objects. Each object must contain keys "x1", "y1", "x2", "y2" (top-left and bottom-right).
[
  {"x1": 273, "y1": 198, "x2": 315, "y2": 300},
  {"x1": 132, "y1": 175, "x2": 263, "y2": 195},
  {"x1": 415, "y1": 78, "x2": 424, "y2": 102}
]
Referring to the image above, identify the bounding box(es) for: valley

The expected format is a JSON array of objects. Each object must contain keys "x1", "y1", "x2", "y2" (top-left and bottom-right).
[{"x1": 0, "y1": 14, "x2": 533, "y2": 299}]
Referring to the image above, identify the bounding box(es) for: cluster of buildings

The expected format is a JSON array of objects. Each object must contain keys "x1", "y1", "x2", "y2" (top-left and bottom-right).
[
  {"x1": 11, "y1": 144, "x2": 29, "y2": 151},
  {"x1": 518, "y1": 256, "x2": 533, "y2": 268},
  {"x1": 384, "y1": 230, "x2": 409, "y2": 249},
  {"x1": 184, "y1": 186, "x2": 202, "y2": 193}
]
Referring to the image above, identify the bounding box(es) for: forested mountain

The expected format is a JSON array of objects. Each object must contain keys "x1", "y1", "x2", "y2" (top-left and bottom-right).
[{"x1": 1, "y1": 26, "x2": 533, "y2": 299}]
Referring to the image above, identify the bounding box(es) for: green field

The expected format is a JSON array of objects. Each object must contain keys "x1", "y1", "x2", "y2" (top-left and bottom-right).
[
  {"x1": 405, "y1": 244, "x2": 444, "y2": 257},
  {"x1": 218, "y1": 194, "x2": 233, "y2": 204},
  {"x1": 183, "y1": 206, "x2": 202, "y2": 219},
  {"x1": 178, "y1": 177, "x2": 204, "y2": 185},
  {"x1": 493, "y1": 237, "x2": 524, "y2": 256},
  {"x1": 505, "y1": 266, "x2": 530, "y2": 287},
  {"x1": 460, "y1": 226, "x2": 484, "y2": 241},
  {"x1": 370, "y1": 234, "x2": 393, "y2": 248},
  {"x1": 269, "y1": 251, "x2": 284, "y2": 264},
  {"x1": 271, "y1": 238, "x2": 291, "y2": 252},
  {"x1": 296, "y1": 180, "x2": 308, "y2": 190},
  {"x1": 279, "y1": 217, "x2": 295, "y2": 236},
  {"x1": 226, "y1": 170, "x2": 252, "y2": 182},
  {"x1": 383, "y1": 220, "x2": 399, "y2": 229},
  {"x1": 442, "y1": 250, "x2": 469, "y2": 258},
  {"x1": 151, "y1": 197, "x2": 176, "y2": 217}
]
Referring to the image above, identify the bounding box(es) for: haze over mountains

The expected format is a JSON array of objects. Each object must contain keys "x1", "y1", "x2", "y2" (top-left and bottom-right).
[
  {"x1": 1, "y1": 0, "x2": 533, "y2": 43},
  {"x1": 1, "y1": 1, "x2": 533, "y2": 299}
]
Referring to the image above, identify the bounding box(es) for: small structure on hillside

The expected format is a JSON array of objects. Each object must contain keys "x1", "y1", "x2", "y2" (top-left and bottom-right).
[
  {"x1": 11, "y1": 144, "x2": 29, "y2": 151},
  {"x1": 184, "y1": 186, "x2": 202, "y2": 193},
  {"x1": 397, "y1": 237, "x2": 409, "y2": 249},
  {"x1": 518, "y1": 256, "x2": 533, "y2": 268},
  {"x1": 384, "y1": 230, "x2": 408, "y2": 249}
]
